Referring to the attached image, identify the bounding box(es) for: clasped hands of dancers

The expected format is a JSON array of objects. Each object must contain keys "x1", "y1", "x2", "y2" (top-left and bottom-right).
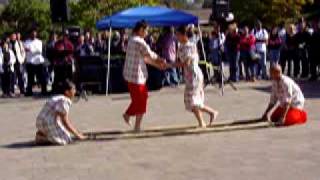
[{"x1": 35, "y1": 21, "x2": 307, "y2": 146}]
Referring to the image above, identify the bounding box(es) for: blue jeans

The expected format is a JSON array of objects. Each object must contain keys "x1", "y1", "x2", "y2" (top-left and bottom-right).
[
  {"x1": 228, "y1": 51, "x2": 240, "y2": 82},
  {"x1": 209, "y1": 49, "x2": 220, "y2": 65},
  {"x1": 240, "y1": 50, "x2": 257, "y2": 80},
  {"x1": 269, "y1": 49, "x2": 281, "y2": 65},
  {"x1": 257, "y1": 51, "x2": 268, "y2": 79},
  {"x1": 162, "y1": 67, "x2": 179, "y2": 86}
]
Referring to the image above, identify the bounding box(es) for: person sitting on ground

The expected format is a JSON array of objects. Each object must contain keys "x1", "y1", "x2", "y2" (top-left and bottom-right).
[
  {"x1": 261, "y1": 64, "x2": 307, "y2": 126},
  {"x1": 35, "y1": 80, "x2": 85, "y2": 145}
]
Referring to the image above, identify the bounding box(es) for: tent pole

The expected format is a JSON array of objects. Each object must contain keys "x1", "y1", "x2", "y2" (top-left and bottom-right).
[
  {"x1": 197, "y1": 24, "x2": 207, "y2": 62},
  {"x1": 106, "y1": 27, "x2": 112, "y2": 96},
  {"x1": 197, "y1": 24, "x2": 210, "y2": 84}
]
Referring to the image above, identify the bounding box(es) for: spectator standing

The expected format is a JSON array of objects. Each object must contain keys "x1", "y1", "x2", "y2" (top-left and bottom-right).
[
  {"x1": 253, "y1": 21, "x2": 269, "y2": 80},
  {"x1": 76, "y1": 35, "x2": 89, "y2": 57},
  {"x1": 158, "y1": 27, "x2": 179, "y2": 87},
  {"x1": 268, "y1": 26, "x2": 282, "y2": 66},
  {"x1": 46, "y1": 32, "x2": 58, "y2": 78},
  {"x1": 119, "y1": 29, "x2": 129, "y2": 54},
  {"x1": 209, "y1": 25, "x2": 225, "y2": 79},
  {"x1": 187, "y1": 25, "x2": 200, "y2": 45},
  {"x1": 295, "y1": 18, "x2": 311, "y2": 78},
  {"x1": 9, "y1": 32, "x2": 26, "y2": 95},
  {"x1": 225, "y1": 23, "x2": 241, "y2": 82},
  {"x1": 1, "y1": 41, "x2": 16, "y2": 97},
  {"x1": 52, "y1": 32, "x2": 75, "y2": 94},
  {"x1": 279, "y1": 22, "x2": 287, "y2": 74},
  {"x1": 309, "y1": 20, "x2": 320, "y2": 81},
  {"x1": 84, "y1": 31, "x2": 95, "y2": 56},
  {"x1": 94, "y1": 32, "x2": 106, "y2": 55},
  {"x1": 24, "y1": 30, "x2": 47, "y2": 96},
  {"x1": 239, "y1": 26, "x2": 256, "y2": 81},
  {"x1": 281, "y1": 24, "x2": 297, "y2": 77}
]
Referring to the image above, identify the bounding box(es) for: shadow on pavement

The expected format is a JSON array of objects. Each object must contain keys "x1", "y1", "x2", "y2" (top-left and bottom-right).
[{"x1": 2, "y1": 141, "x2": 55, "y2": 149}]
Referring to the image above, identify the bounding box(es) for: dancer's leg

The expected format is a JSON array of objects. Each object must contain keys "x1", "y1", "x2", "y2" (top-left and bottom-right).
[
  {"x1": 192, "y1": 108, "x2": 206, "y2": 128},
  {"x1": 199, "y1": 105, "x2": 219, "y2": 125}
]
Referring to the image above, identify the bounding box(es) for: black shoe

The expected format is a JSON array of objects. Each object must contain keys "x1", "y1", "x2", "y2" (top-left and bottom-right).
[
  {"x1": 25, "y1": 92, "x2": 33, "y2": 97},
  {"x1": 309, "y1": 76, "x2": 318, "y2": 81}
]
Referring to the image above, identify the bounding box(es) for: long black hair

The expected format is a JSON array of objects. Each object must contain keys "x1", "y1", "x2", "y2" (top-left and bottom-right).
[
  {"x1": 176, "y1": 25, "x2": 189, "y2": 36},
  {"x1": 133, "y1": 20, "x2": 148, "y2": 33}
]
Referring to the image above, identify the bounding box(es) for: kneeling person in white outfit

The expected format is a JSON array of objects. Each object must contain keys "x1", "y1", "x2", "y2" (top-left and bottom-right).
[{"x1": 35, "y1": 80, "x2": 85, "y2": 145}]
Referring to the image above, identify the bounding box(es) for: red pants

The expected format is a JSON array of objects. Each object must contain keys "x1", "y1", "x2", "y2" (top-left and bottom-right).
[
  {"x1": 125, "y1": 82, "x2": 148, "y2": 116},
  {"x1": 271, "y1": 107, "x2": 307, "y2": 126}
]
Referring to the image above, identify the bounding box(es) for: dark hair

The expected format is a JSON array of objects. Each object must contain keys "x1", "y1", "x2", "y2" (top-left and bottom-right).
[
  {"x1": 133, "y1": 20, "x2": 148, "y2": 33},
  {"x1": 176, "y1": 25, "x2": 188, "y2": 36},
  {"x1": 59, "y1": 79, "x2": 75, "y2": 94}
]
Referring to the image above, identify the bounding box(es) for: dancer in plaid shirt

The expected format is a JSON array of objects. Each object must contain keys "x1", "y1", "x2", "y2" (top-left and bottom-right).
[
  {"x1": 171, "y1": 26, "x2": 218, "y2": 128},
  {"x1": 123, "y1": 21, "x2": 166, "y2": 132},
  {"x1": 35, "y1": 80, "x2": 85, "y2": 145},
  {"x1": 262, "y1": 65, "x2": 307, "y2": 126}
]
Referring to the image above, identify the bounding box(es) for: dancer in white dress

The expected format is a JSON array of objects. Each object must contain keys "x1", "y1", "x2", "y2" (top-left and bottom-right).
[{"x1": 172, "y1": 26, "x2": 219, "y2": 128}]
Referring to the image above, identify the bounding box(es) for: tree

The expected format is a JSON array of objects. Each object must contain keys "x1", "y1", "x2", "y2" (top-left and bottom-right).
[
  {"x1": 0, "y1": 0, "x2": 51, "y2": 39},
  {"x1": 231, "y1": 0, "x2": 314, "y2": 27},
  {"x1": 69, "y1": 0, "x2": 160, "y2": 30},
  {"x1": 0, "y1": 0, "x2": 160, "y2": 38}
]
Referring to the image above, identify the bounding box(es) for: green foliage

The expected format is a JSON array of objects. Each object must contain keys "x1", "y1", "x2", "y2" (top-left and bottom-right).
[
  {"x1": 231, "y1": 0, "x2": 314, "y2": 27},
  {"x1": 0, "y1": 0, "x2": 51, "y2": 39},
  {"x1": 0, "y1": 0, "x2": 160, "y2": 39},
  {"x1": 69, "y1": 0, "x2": 160, "y2": 30}
]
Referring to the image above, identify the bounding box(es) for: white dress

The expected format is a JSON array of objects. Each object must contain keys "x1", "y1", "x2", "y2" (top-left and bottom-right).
[
  {"x1": 36, "y1": 95, "x2": 73, "y2": 145},
  {"x1": 178, "y1": 41, "x2": 205, "y2": 111}
]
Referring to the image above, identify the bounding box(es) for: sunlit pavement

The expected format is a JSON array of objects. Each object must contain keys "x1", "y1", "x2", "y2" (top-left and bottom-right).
[{"x1": 0, "y1": 81, "x2": 319, "y2": 180}]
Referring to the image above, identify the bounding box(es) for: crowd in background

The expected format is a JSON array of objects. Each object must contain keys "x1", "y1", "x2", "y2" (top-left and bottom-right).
[
  {"x1": 1, "y1": 17, "x2": 320, "y2": 98},
  {"x1": 200, "y1": 17, "x2": 320, "y2": 83},
  {"x1": 0, "y1": 28, "x2": 129, "y2": 98}
]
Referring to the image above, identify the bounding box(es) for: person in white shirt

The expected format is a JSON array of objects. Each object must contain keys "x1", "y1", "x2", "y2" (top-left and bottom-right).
[
  {"x1": 9, "y1": 32, "x2": 26, "y2": 95},
  {"x1": 1, "y1": 41, "x2": 16, "y2": 97},
  {"x1": 253, "y1": 21, "x2": 269, "y2": 80},
  {"x1": 262, "y1": 64, "x2": 307, "y2": 126},
  {"x1": 24, "y1": 29, "x2": 47, "y2": 96}
]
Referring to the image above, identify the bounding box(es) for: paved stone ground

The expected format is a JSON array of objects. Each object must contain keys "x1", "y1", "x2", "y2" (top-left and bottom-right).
[{"x1": 0, "y1": 81, "x2": 319, "y2": 180}]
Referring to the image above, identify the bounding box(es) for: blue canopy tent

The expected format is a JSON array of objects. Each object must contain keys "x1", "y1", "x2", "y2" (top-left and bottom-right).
[
  {"x1": 96, "y1": 6, "x2": 198, "y2": 29},
  {"x1": 96, "y1": 6, "x2": 208, "y2": 95}
]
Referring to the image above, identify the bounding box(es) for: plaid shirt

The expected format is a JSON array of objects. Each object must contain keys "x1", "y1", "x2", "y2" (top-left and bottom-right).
[
  {"x1": 123, "y1": 36, "x2": 158, "y2": 84},
  {"x1": 270, "y1": 75, "x2": 305, "y2": 109},
  {"x1": 36, "y1": 95, "x2": 73, "y2": 145}
]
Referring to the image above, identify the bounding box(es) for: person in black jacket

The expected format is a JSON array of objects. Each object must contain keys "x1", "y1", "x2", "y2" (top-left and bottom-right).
[
  {"x1": 1, "y1": 41, "x2": 16, "y2": 98},
  {"x1": 309, "y1": 20, "x2": 320, "y2": 81},
  {"x1": 281, "y1": 24, "x2": 298, "y2": 77},
  {"x1": 295, "y1": 18, "x2": 311, "y2": 78}
]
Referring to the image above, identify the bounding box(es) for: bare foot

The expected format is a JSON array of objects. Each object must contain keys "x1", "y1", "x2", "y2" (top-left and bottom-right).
[
  {"x1": 209, "y1": 111, "x2": 219, "y2": 126},
  {"x1": 198, "y1": 123, "x2": 207, "y2": 129},
  {"x1": 123, "y1": 114, "x2": 131, "y2": 126}
]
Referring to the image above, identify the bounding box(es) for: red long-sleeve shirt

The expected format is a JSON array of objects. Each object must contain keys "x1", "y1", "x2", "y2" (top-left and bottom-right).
[{"x1": 240, "y1": 34, "x2": 256, "y2": 51}]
